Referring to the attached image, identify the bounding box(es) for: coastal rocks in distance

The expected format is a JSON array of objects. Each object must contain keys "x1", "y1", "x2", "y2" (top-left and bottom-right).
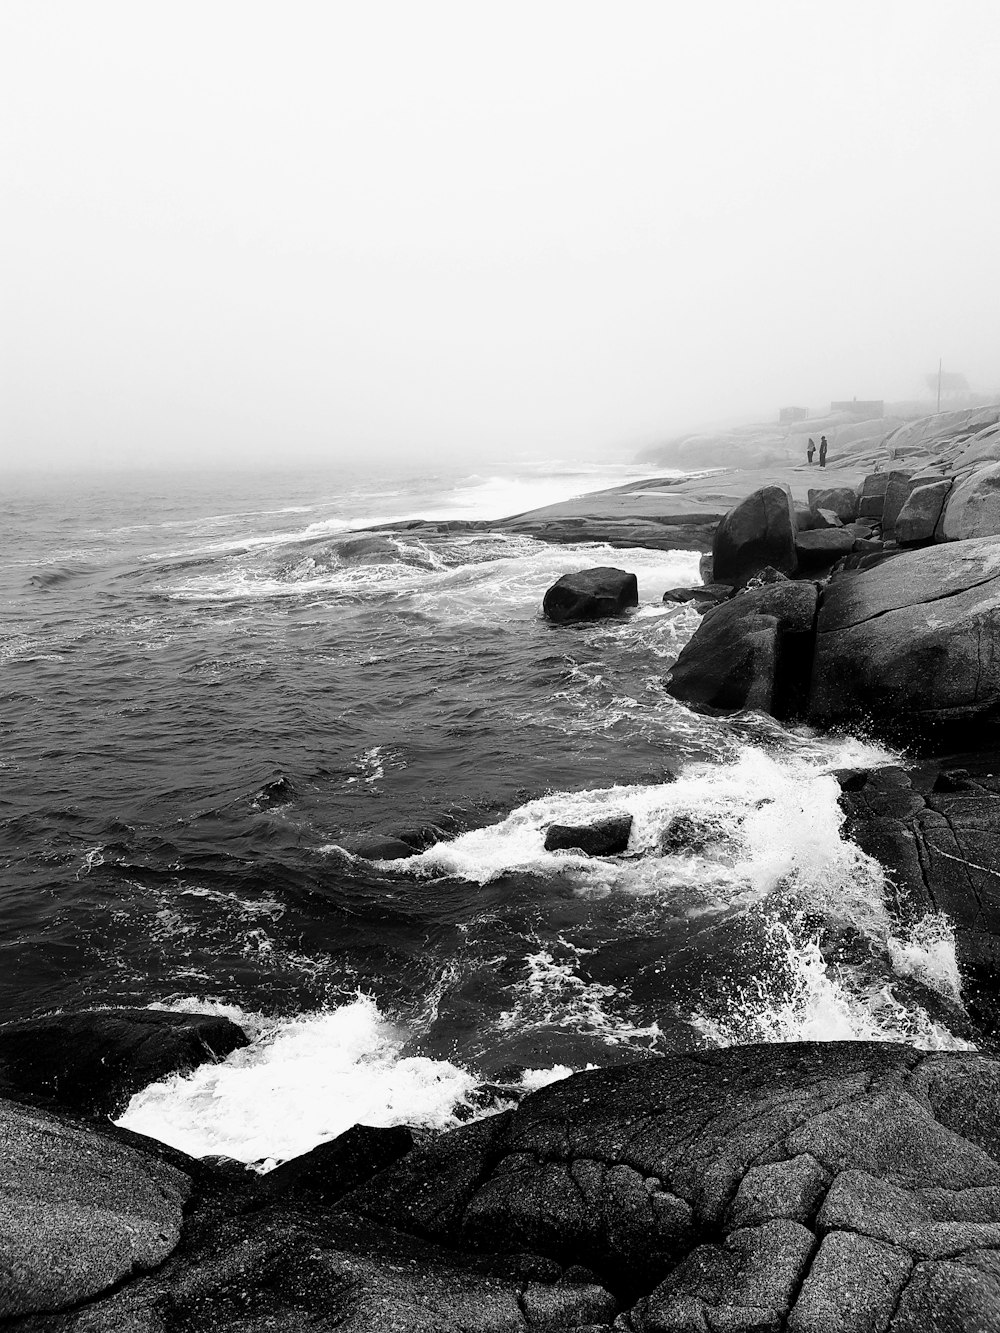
[
  {"x1": 544, "y1": 813, "x2": 633, "y2": 855},
  {"x1": 896, "y1": 478, "x2": 953, "y2": 545},
  {"x1": 666, "y1": 580, "x2": 818, "y2": 720},
  {"x1": 0, "y1": 1007, "x2": 249, "y2": 1118},
  {"x1": 1, "y1": 1095, "x2": 191, "y2": 1317},
  {"x1": 542, "y1": 566, "x2": 638, "y2": 623},
  {"x1": 808, "y1": 536, "x2": 1000, "y2": 729},
  {"x1": 711, "y1": 484, "x2": 798, "y2": 586},
  {"x1": 345, "y1": 1042, "x2": 1000, "y2": 1327}
]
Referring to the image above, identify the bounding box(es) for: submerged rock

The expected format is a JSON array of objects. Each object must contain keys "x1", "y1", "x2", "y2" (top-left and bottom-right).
[
  {"x1": 666, "y1": 580, "x2": 818, "y2": 719},
  {"x1": 544, "y1": 814, "x2": 633, "y2": 855},
  {"x1": 0, "y1": 1007, "x2": 249, "y2": 1118},
  {"x1": 712, "y1": 484, "x2": 798, "y2": 587},
  {"x1": 542, "y1": 566, "x2": 639, "y2": 623},
  {"x1": 341, "y1": 834, "x2": 417, "y2": 860}
]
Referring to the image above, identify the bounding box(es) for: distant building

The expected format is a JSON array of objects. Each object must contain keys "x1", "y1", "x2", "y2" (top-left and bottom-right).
[
  {"x1": 779, "y1": 406, "x2": 810, "y2": 424},
  {"x1": 831, "y1": 398, "x2": 884, "y2": 418}
]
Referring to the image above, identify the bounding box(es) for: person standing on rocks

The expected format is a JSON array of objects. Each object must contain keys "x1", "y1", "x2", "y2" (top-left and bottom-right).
[
  {"x1": 806, "y1": 438, "x2": 815, "y2": 464},
  {"x1": 819, "y1": 435, "x2": 828, "y2": 467}
]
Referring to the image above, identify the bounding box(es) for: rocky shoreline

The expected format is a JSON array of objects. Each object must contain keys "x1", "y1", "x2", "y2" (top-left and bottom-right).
[
  {"x1": 4, "y1": 1010, "x2": 1000, "y2": 1330},
  {"x1": 6, "y1": 403, "x2": 1000, "y2": 1330}
]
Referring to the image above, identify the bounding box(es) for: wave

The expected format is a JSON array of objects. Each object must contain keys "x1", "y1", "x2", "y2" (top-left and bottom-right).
[{"x1": 115, "y1": 995, "x2": 483, "y2": 1168}]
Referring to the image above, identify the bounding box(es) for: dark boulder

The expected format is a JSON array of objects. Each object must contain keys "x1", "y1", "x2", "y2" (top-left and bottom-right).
[
  {"x1": 808, "y1": 536, "x2": 1000, "y2": 730},
  {"x1": 0, "y1": 1007, "x2": 249, "y2": 1118},
  {"x1": 661, "y1": 583, "x2": 733, "y2": 613},
  {"x1": 666, "y1": 580, "x2": 818, "y2": 719},
  {"x1": 882, "y1": 469, "x2": 917, "y2": 537},
  {"x1": 858, "y1": 471, "x2": 891, "y2": 520},
  {"x1": 544, "y1": 814, "x2": 633, "y2": 856},
  {"x1": 542, "y1": 566, "x2": 639, "y2": 623},
  {"x1": 712, "y1": 484, "x2": 798, "y2": 586},
  {"x1": 812, "y1": 507, "x2": 843, "y2": 529},
  {"x1": 808, "y1": 486, "x2": 858, "y2": 523},
  {"x1": 793, "y1": 527, "x2": 857, "y2": 570},
  {"x1": 256, "y1": 1123, "x2": 415, "y2": 1206},
  {"x1": 896, "y1": 479, "x2": 953, "y2": 545}
]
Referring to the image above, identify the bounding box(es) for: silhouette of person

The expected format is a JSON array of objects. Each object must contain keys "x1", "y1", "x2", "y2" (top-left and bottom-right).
[
  {"x1": 819, "y1": 435, "x2": 828, "y2": 468},
  {"x1": 807, "y1": 438, "x2": 815, "y2": 464}
]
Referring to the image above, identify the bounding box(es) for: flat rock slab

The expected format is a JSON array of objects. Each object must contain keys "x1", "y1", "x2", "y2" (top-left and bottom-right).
[
  {"x1": 0, "y1": 1097, "x2": 191, "y2": 1318},
  {"x1": 343, "y1": 1042, "x2": 1000, "y2": 1327}
]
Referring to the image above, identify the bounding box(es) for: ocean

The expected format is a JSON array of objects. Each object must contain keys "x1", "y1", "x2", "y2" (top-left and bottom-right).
[{"x1": 0, "y1": 459, "x2": 972, "y2": 1169}]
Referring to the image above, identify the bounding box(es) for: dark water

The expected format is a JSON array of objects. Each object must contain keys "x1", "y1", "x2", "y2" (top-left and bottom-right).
[{"x1": 0, "y1": 462, "x2": 971, "y2": 1163}]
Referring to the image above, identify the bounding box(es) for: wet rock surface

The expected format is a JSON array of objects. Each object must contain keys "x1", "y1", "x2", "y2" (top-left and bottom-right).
[
  {"x1": 6, "y1": 1041, "x2": 1000, "y2": 1330},
  {"x1": 666, "y1": 580, "x2": 818, "y2": 719},
  {"x1": 543, "y1": 567, "x2": 640, "y2": 623},
  {"x1": 544, "y1": 814, "x2": 634, "y2": 856},
  {"x1": 0, "y1": 1008, "x2": 249, "y2": 1118}
]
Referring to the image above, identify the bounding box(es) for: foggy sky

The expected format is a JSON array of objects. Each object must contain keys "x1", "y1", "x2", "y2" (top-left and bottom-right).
[{"x1": 3, "y1": 1, "x2": 999, "y2": 470}]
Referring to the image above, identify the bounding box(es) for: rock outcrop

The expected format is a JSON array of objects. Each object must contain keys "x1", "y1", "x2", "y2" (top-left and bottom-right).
[
  {"x1": 808, "y1": 536, "x2": 1000, "y2": 728},
  {"x1": 712, "y1": 485, "x2": 798, "y2": 586},
  {"x1": 939, "y1": 462, "x2": 1000, "y2": 542},
  {"x1": 542, "y1": 567, "x2": 639, "y2": 623},
  {"x1": 4, "y1": 1040, "x2": 1000, "y2": 1330},
  {"x1": 0, "y1": 1008, "x2": 249, "y2": 1117},
  {"x1": 838, "y1": 762, "x2": 1000, "y2": 979},
  {"x1": 666, "y1": 581, "x2": 818, "y2": 719},
  {"x1": 0, "y1": 1096, "x2": 191, "y2": 1317}
]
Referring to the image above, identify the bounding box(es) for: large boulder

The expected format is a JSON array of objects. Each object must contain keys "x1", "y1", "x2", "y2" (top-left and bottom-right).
[
  {"x1": 344, "y1": 1043, "x2": 1000, "y2": 1323},
  {"x1": 711, "y1": 485, "x2": 798, "y2": 587},
  {"x1": 666, "y1": 581, "x2": 818, "y2": 719},
  {"x1": 0, "y1": 1096, "x2": 191, "y2": 1317},
  {"x1": 0, "y1": 1007, "x2": 249, "y2": 1118},
  {"x1": 808, "y1": 537, "x2": 1000, "y2": 729},
  {"x1": 938, "y1": 462, "x2": 1000, "y2": 541},
  {"x1": 895, "y1": 479, "x2": 953, "y2": 546},
  {"x1": 808, "y1": 487, "x2": 858, "y2": 523},
  {"x1": 542, "y1": 567, "x2": 638, "y2": 622},
  {"x1": 881, "y1": 469, "x2": 917, "y2": 537},
  {"x1": 793, "y1": 528, "x2": 857, "y2": 570},
  {"x1": 857, "y1": 472, "x2": 891, "y2": 521}
]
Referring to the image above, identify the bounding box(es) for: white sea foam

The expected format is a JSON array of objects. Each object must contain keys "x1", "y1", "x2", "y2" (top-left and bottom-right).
[{"x1": 117, "y1": 994, "x2": 479, "y2": 1168}]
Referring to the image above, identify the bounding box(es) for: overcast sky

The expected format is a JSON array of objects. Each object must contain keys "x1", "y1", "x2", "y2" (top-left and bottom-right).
[{"x1": 3, "y1": 1, "x2": 998, "y2": 470}]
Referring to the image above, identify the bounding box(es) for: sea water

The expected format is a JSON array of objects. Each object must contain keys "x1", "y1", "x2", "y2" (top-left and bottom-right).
[{"x1": 0, "y1": 458, "x2": 970, "y2": 1167}]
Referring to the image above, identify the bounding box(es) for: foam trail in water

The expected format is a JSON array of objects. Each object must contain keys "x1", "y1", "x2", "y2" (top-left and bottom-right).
[{"x1": 116, "y1": 995, "x2": 479, "y2": 1168}]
